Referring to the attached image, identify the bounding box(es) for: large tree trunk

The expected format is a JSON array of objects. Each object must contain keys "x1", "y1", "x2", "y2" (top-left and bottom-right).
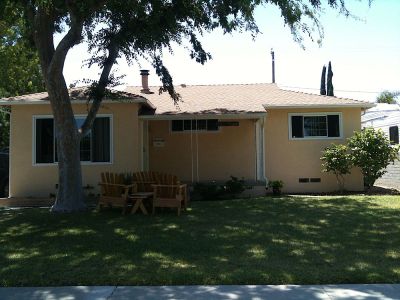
[{"x1": 47, "y1": 78, "x2": 86, "y2": 212}]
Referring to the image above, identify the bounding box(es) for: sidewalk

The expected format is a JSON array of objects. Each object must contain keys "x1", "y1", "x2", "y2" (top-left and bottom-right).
[{"x1": 0, "y1": 284, "x2": 399, "y2": 300}]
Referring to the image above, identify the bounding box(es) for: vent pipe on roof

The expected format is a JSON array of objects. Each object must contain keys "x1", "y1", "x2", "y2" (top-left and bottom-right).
[
  {"x1": 140, "y1": 69, "x2": 151, "y2": 94},
  {"x1": 271, "y1": 49, "x2": 275, "y2": 84}
]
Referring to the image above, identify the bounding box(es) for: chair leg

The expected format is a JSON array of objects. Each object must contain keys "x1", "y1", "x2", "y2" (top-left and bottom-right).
[
  {"x1": 177, "y1": 206, "x2": 181, "y2": 216},
  {"x1": 152, "y1": 205, "x2": 155, "y2": 215}
]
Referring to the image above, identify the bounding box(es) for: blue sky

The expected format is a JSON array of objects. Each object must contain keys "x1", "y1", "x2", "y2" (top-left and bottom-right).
[{"x1": 62, "y1": 1, "x2": 400, "y2": 102}]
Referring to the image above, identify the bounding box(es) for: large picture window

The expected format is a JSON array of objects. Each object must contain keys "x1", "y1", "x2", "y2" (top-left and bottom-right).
[
  {"x1": 289, "y1": 113, "x2": 341, "y2": 139},
  {"x1": 34, "y1": 115, "x2": 112, "y2": 164}
]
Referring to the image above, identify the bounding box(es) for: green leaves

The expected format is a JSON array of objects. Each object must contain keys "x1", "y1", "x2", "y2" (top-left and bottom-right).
[
  {"x1": 322, "y1": 128, "x2": 400, "y2": 191},
  {"x1": 348, "y1": 128, "x2": 399, "y2": 189},
  {"x1": 376, "y1": 91, "x2": 400, "y2": 104},
  {"x1": 321, "y1": 144, "x2": 352, "y2": 192}
]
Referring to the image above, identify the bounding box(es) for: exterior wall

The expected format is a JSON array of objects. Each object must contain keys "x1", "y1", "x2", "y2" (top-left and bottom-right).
[
  {"x1": 10, "y1": 103, "x2": 141, "y2": 197},
  {"x1": 147, "y1": 119, "x2": 257, "y2": 182},
  {"x1": 265, "y1": 108, "x2": 364, "y2": 193}
]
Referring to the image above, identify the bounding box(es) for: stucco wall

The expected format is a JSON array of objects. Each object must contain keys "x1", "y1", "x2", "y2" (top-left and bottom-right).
[
  {"x1": 147, "y1": 119, "x2": 257, "y2": 182},
  {"x1": 10, "y1": 103, "x2": 140, "y2": 197},
  {"x1": 265, "y1": 108, "x2": 364, "y2": 193}
]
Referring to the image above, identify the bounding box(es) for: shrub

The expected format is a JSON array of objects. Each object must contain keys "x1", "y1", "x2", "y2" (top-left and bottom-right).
[
  {"x1": 348, "y1": 128, "x2": 399, "y2": 189},
  {"x1": 193, "y1": 176, "x2": 246, "y2": 200},
  {"x1": 321, "y1": 144, "x2": 352, "y2": 192},
  {"x1": 224, "y1": 176, "x2": 245, "y2": 195},
  {"x1": 268, "y1": 180, "x2": 284, "y2": 195}
]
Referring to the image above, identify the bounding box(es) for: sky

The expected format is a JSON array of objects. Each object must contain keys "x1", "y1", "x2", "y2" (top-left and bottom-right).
[{"x1": 61, "y1": 0, "x2": 400, "y2": 103}]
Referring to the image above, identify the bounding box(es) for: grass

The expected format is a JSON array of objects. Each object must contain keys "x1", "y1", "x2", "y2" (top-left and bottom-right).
[{"x1": 1, "y1": 195, "x2": 400, "y2": 286}]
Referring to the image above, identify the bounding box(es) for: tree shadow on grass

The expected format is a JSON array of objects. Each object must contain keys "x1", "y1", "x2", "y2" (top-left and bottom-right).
[{"x1": 0, "y1": 196, "x2": 399, "y2": 286}]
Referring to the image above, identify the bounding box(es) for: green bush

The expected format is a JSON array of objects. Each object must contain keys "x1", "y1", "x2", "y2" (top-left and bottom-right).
[
  {"x1": 348, "y1": 128, "x2": 399, "y2": 189},
  {"x1": 321, "y1": 144, "x2": 352, "y2": 192}
]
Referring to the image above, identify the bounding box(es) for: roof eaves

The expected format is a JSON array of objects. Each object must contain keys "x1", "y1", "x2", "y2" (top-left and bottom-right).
[
  {"x1": 263, "y1": 103, "x2": 376, "y2": 109},
  {"x1": 139, "y1": 112, "x2": 267, "y2": 120}
]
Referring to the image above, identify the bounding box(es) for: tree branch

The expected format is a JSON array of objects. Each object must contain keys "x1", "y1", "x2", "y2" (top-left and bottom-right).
[{"x1": 79, "y1": 43, "x2": 119, "y2": 137}]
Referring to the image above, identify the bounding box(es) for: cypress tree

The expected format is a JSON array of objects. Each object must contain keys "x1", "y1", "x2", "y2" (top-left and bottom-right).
[
  {"x1": 327, "y1": 61, "x2": 334, "y2": 96},
  {"x1": 320, "y1": 65, "x2": 327, "y2": 95}
]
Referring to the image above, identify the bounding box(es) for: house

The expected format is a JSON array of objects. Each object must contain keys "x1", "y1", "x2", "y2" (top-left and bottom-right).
[
  {"x1": 0, "y1": 71, "x2": 374, "y2": 198},
  {"x1": 361, "y1": 103, "x2": 400, "y2": 189}
]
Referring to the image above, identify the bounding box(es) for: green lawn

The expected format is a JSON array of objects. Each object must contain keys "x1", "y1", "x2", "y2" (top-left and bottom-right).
[{"x1": 1, "y1": 195, "x2": 400, "y2": 286}]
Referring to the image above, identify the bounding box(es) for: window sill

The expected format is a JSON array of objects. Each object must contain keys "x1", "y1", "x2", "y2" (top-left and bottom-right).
[{"x1": 290, "y1": 136, "x2": 343, "y2": 141}]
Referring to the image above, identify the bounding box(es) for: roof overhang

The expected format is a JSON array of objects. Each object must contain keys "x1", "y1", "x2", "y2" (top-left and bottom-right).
[
  {"x1": 0, "y1": 98, "x2": 156, "y2": 109},
  {"x1": 139, "y1": 112, "x2": 267, "y2": 120},
  {"x1": 263, "y1": 103, "x2": 376, "y2": 109}
]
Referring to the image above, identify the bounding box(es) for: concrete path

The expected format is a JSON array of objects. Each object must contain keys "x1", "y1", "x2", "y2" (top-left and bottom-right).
[{"x1": 0, "y1": 285, "x2": 399, "y2": 300}]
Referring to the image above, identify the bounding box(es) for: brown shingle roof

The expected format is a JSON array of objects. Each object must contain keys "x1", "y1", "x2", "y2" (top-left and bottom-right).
[
  {"x1": 0, "y1": 86, "x2": 152, "y2": 107},
  {"x1": 125, "y1": 83, "x2": 374, "y2": 116}
]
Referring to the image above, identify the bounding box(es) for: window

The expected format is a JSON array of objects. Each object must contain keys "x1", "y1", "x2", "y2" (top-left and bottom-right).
[
  {"x1": 34, "y1": 116, "x2": 112, "y2": 164},
  {"x1": 171, "y1": 119, "x2": 219, "y2": 132},
  {"x1": 289, "y1": 113, "x2": 341, "y2": 139},
  {"x1": 389, "y1": 126, "x2": 399, "y2": 144}
]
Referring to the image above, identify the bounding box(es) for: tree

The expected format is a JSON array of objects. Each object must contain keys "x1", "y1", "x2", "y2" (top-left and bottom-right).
[
  {"x1": 376, "y1": 90, "x2": 400, "y2": 104},
  {"x1": 0, "y1": 15, "x2": 45, "y2": 149},
  {"x1": 0, "y1": 0, "x2": 369, "y2": 212},
  {"x1": 321, "y1": 144, "x2": 352, "y2": 192},
  {"x1": 326, "y1": 61, "x2": 334, "y2": 96},
  {"x1": 348, "y1": 128, "x2": 399, "y2": 189},
  {"x1": 320, "y1": 65, "x2": 327, "y2": 95}
]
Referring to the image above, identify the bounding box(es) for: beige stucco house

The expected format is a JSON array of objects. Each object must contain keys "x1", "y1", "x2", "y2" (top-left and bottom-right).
[{"x1": 0, "y1": 75, "x2": 374, "y2": 198}]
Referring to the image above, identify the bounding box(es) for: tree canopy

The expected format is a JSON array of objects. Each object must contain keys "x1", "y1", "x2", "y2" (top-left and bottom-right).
[
  {"x1": 376, "y1": 90, "x2": 400, "y2": 104},
  {"x1": 0, "y1": 0, "x2": 371, "y2": 212},
  {"x1": 0, "y1": 15, "x2": 45, "y2": 149}
]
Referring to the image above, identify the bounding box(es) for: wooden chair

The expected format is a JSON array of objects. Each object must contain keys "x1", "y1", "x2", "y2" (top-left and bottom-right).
[
  {"x1": 133, "y1": 171, "x2": 159, "y2": 192},
  {"x1": 152, "y1": 174, "x2": 188, "y2": 216},
  {"x1": 98, "y1": 172, "x2": 136, "y2": 214}
]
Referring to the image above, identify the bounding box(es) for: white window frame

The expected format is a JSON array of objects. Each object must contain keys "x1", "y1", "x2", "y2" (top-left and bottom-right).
[
  {"x1": 32, "y1": 114, "x2": 114, "y2": 166},
  {"x1": 288, "y1": 112, "x2": 343, "y2": 140}
]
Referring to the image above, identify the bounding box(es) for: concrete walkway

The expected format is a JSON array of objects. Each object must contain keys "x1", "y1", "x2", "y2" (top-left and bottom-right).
[{"x1": 0, "y1": 284, "x2": 399, "y2": 300}]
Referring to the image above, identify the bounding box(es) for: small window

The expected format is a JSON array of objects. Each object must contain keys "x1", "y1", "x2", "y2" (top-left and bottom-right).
[
  {"x1": 299, "y1": 178, "x2": 309, "y2": 183},
  {"x1": 171, "y1": 119, "x2": 219, "y2": 132},
  {"x1": 389, "y1": 126, "x2": 399, "y2": 144},
  {"x1": 290, "y1": 113, "x2": 341, "y2": 139}
]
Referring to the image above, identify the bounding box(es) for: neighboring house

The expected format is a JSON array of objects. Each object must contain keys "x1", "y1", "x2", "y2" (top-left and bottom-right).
[
  {"x1": 0, "y1": 72, "x2": 374, "y2": 198},
  {"x1": 362, "y1": 103, "x2": 400, "y2": 190}
]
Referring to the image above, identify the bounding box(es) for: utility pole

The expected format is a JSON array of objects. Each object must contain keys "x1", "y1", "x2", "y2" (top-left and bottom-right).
[{"x1": 271, "y1": 49, "x2": 275, "y2": 84}]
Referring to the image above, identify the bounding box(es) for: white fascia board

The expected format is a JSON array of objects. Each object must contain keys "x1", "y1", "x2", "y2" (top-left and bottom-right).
[{"x1": 138, "y1": 112, "x2": 267, "y2": 120}]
